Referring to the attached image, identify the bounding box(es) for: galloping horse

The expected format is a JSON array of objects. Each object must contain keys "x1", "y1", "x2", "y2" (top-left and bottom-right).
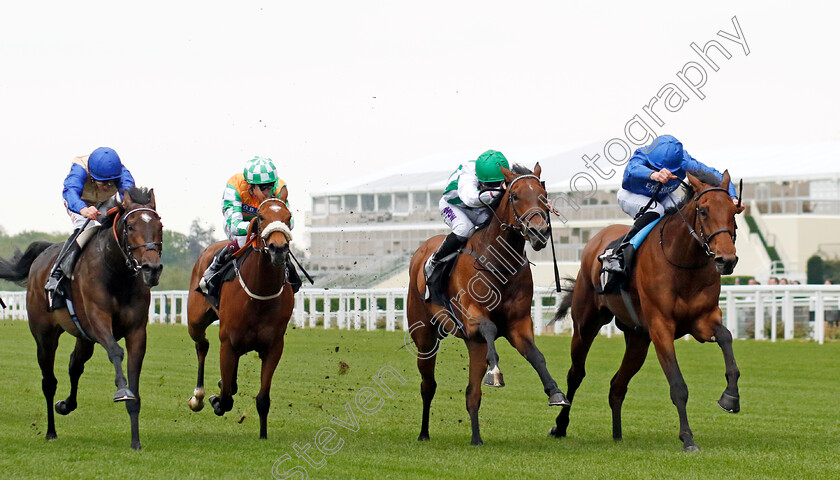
[
  {"x1": 550, "y1": 170, "x2": 743, "y2": 451},
  {"x1": 186, "y1": 192, "x2": 295, "y2": 439},
  {"x1": 0, "y1": 187, "x2": 163, "y2": 450},
  {"x1": 407, "y1": 164, "x2": 568, "y2": 446}
]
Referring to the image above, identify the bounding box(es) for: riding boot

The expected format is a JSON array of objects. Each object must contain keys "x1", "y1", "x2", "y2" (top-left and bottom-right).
[
  {"x1": 198, "y1": 243, "x2": 238, "y2": 295},
  {"x1": 45, "y1": 238, "x2": 82, "y2": 311},
  {"x1": 424, "y1": 232, "x2": 468, "y2": 302},
  {"x1": 287, "y1": 263, "x2": 302, "y2": 294},
  {"x1": 602, "y1": 211, "x2": 660, "y2": 274}
]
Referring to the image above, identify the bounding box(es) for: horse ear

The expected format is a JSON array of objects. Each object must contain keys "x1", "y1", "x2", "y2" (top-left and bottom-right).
[
  {"x1": 278, "y1": 185, "x2": 289, "y2": 202},
  {"x1": 148, "y1": 188, "x2": 156, "y2": 209},
  {"x1": 720, "y1": 169, "x2": 731, "y2": 191},
  {"x1": 501, "y1": 166, "x2": 517, "y2": 184},
  {"x1": 686, "y1": 172, "x2": 703, "y2": 191},
  {"x1": 533, "y1": 162, "x2": 541, "y2": 178}
]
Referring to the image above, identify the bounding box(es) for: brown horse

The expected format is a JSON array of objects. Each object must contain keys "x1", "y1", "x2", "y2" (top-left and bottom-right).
[
  {"x1": 0, "y1": 187, "x2": 163, "y2": 450},
  {"x1": 407, "y1": 164, "x2": 568, "y2": 446},
  {"x1": 186, "y1": 193, "x2": 294, "y2": 439},
  {"x1": 549, "y1": 170, "x2": 743, "y2": 451}
]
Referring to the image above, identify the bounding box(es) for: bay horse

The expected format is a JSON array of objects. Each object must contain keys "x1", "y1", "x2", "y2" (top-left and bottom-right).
[
  {"x1": 549, "y1": 170, "x2": 743, "y2": 451},
  {"x1": 407, "y1": 164, "x2": 568, "y2": 446},
  {"x1": 0, "y1": 187, "x2": 163, "y2": 450},
  {"x1": 186, "y1": 192, "x2": 294, "y2": 440}
]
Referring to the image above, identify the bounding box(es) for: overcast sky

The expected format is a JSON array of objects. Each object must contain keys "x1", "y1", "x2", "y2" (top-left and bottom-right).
[{"x1": 1, "y1": 1, "x2": 838, "y2": 243}]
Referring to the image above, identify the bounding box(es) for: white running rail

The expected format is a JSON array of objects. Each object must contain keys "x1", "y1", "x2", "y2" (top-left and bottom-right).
[{"x1": 2, "y1": 286, "x2": 838, "y2": 343}]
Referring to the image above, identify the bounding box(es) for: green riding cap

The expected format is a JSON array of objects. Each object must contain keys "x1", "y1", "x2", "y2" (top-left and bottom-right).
[
  {"x1": 475, "y1": 150, "x2": 510, "y2": 183},
  {"x1": 244, "y1": 156, "x2": 278, "y2": 185}
]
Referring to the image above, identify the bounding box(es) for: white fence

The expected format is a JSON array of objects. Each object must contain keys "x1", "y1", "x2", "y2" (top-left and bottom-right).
[{"x1": 2, "y1": 286, "x2": 839, "y2": 343}]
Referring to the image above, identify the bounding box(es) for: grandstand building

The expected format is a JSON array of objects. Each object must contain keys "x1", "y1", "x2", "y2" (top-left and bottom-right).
[{"x1": 307, "y1": 142, "x2": 840, "y2": 287}]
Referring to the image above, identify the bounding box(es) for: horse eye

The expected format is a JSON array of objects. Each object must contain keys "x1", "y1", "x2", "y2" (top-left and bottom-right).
[
  {"x1": 127, "y1": 224, "x2": 134, "y2": 231},
  {"x1": 510, "y1": 192, "x2": 518, "y2": 201},
  {"x1": 699, "y1": 209, "x2": 708, "y2": 217}
]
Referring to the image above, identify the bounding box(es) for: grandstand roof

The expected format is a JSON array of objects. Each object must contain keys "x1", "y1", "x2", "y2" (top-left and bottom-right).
[{"x1": 313, "y1": 141, "x2": 840, "y2": 196}]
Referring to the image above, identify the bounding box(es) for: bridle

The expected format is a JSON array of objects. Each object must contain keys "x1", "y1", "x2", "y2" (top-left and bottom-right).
[
  {"x1": 661, "y1": 185, "x2": 737, "y2": 267},
  {"x1": 483, "y1": 174, "x2": 549, "y2": 238},
  {"x1": 111, "y1": 207, "x2": 163, "y2": 274},
  {"x1": 235, "y1": 197, "x2": 293, "y2": 300}
]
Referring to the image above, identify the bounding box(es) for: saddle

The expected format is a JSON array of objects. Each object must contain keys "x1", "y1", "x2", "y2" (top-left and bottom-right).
[{"x1": 198, "y1": 246, "x2": 240, "y2": 310}]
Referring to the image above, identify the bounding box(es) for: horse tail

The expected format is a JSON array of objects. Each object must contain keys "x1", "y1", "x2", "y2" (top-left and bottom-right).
[
  {"x1": 0, "y1": 241, "x2": 55, "y2": 286},
  {"x1": 552, "y1": 276, "x2": 576, "y2": 322}
]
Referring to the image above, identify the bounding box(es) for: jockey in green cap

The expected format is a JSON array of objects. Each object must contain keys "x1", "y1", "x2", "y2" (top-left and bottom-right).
[
  {"x1": 424, "y1": 150, "x2": 508, "y2": 301},
  {"x1": 197, "y1": 156, "x2": 302, "y2": 295}
]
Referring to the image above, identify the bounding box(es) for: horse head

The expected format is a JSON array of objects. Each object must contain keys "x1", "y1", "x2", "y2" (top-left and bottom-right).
[
  {"x1": 253, "y1": 188, "x2": 293, "y2": 268},
  {"x1": 500, "y1": 163, "x2": 551, "y2": 251},
  {"x1": 686, "y1": 170, "x2": 739, "y2": 275},
  {"x1": 118, "y1": 187, "x2": 164, "y2": 287}
]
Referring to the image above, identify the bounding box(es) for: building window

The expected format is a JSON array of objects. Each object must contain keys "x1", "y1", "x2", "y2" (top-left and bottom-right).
[
  {"x1": 378, "y1": 194, "x2": 392, "y2": 212},
  {"x1": 394, "y1": 193, "x2": 409, "y2": 213},
  {"x1": 412, "y1": 192, "x2": 427, "y2": 211},
  {"x1": 344, "y1": 195, "x2": 358, "y2": 213},
  {"x1": 328, "y1": 196, "x2": 341, "y2": 214},
  {"x1": 361, "y1": 194, "x2": 375, "y2": 212},
  {"x1": 313, "y1": 197, "x2": 327, "y2": 217}
]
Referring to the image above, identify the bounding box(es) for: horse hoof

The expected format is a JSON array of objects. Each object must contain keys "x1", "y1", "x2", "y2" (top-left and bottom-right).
[
  {"x1": 54, "y1": 400, "x2": 77, "y2": 415},
  {"x1": 113, "y1": 388, "x2": 136, "y2": 402},
  {"x1": 188, "y1": 396, "x2": 204, "y2": 412},
  {"x1": 417, "y1": 434, "x2": 430, "y2": 442},
  {"x1": 718, "y1": 392, "x2": 740, "y2": 413},
  {"x1": 548, "y1": 392, "x2": 570, "y2": 407},
  {"x1": 548, "y1": 426, "x2": 566, "y2": 438},
  {"x1": 482, "y1": 370, "x2": 504, "y2": 388},
  {"x1": 683, "y1": 445, "x2": 700, "y2": 452},
  {"x1": 45, "y1": 432, "x2": 57, "y2": 441},
  {"x1": 131, "y1": 441, "x2": 142, "y2": 451},
  {"x1": 470, "y1": 438, "x2": 484, "y2": 446},
  {"x1": 209, "y1": 395, "x2": 225, "y2": 416}
]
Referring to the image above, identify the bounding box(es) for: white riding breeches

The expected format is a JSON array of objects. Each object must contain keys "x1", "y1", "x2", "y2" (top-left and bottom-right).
[
  {"x1": 617, "y1": 188, "x2": 679, "y2": 218},
  {"x1": 438, "y1": 197, "x2": 491, "y2": 238}
]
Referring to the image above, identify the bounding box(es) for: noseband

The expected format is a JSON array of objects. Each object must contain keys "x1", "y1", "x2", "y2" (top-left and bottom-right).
[
  {"x1": 112, "y1": 207, "x2": 163, "y2": 274},
  {"x1": 253, "y1": 198, "x2": 293, "y2": 255}
]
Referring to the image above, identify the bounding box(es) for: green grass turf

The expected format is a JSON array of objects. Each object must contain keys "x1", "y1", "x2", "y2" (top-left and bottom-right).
[{"x1": 0, "y1": 319, "x2": 838, "y2": 479}]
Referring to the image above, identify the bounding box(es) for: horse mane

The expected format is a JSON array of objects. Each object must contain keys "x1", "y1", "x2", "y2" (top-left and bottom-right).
[{"x1": 664, "y1": 170, "x2": 722, "y2": 215}]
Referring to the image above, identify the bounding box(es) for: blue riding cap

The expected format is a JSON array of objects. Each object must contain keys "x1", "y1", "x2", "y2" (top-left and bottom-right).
[
  {"x1": 88, "y1": 147, "x2": 123, "y2": 181},
  {"x1": 642, "y1": 135, "x2": 684, "y2": 173}
]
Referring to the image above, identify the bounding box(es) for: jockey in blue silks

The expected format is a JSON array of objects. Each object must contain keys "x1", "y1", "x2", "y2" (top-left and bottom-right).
[{"x1": 602, "y1": 135, "x2": 740, "y2": 273}]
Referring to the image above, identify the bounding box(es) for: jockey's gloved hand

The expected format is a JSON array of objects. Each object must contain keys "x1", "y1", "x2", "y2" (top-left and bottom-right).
[{"x1": 478, "y1": 189, "x2": 498, "y2": 204}]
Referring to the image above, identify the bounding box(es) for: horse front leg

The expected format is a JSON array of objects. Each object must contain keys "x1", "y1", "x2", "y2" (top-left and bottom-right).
[
  {"x1": 55, "y1": 338, "x2": 95, "y2": 415},
  {"x1": 478, "y1": 321, "x2": 504, "y2": 387},
  {"x1": 649, "y1": 322, "x2": 697, "y2": 452},
  {"x1": 124, "y1": 328, "x2": 147, "y2": 450},
  {"x1": 506, "y1": 321, "x2": 568, "y2": 406},
  {"x1": 256, "y1": 339, "x2": 285, "y2": 440},
  {"x1": 86, "y1": 309, "x2": 134, "y2": 402},
  {"x1": 714, "y1": 323, "x2": 741, "y2": 413}
]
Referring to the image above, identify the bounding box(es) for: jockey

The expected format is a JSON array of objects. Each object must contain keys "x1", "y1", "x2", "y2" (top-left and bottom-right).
[
  {"x1": 424, "y1": 150, "x2": 507, "y2": 301},
  {"x1": 602, "y1": 134, "x2": 740, "y2": 274},
  {"x1": 198, "y1": 156, "x2": 301, "y2": 294},
  {"x1": 45, "y1": 147, "x2": 135, "y2": 307}
]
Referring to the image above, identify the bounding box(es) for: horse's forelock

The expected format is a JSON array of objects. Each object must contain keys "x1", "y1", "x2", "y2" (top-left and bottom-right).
[{"x1": 510, "y1": 163, "x2": 533, "y2": 175}]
